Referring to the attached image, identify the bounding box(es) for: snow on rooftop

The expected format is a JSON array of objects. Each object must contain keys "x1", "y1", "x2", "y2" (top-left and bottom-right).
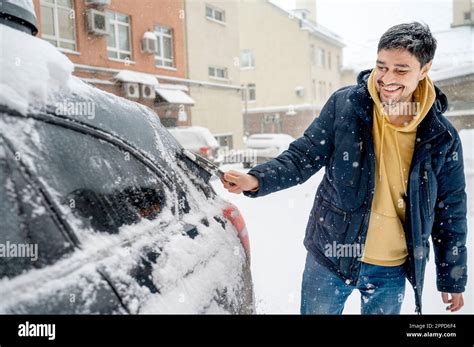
[
  {"x1": 430, "y1": 63, "x2": 474, "y2": 82},
  {"x1": 115, "y1": 69, "x2": 159, "y2": 86},
  {"x1": 268, "y1": 1, "x2": 344, "y2": 47},
  {"x1": 155, "y1": 87, "x2": 195, "y2": 105},
  {"x1": 0, "y1": 23, "x2": 74, "y2": 114},
  {"x1": 432, "y1": 26, "x2": 474, "y2": 71}
]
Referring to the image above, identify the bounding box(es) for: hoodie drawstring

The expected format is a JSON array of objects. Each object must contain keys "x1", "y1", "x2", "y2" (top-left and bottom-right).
[
  {"x1": 379, "y1": 112, "x2": 407, "y2": 194},
  {"x1": 379, "y1": 111, "x2": 385, "y2": 182}
]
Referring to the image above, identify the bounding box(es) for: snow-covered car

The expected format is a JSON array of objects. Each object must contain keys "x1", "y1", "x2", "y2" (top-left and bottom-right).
[
  {"x1": 0, "y1": 9, "x2": 253, "y2": 314},
  {"x1": 243, "y1": 133, "x2": 296, "y2": 168},
  {"x1": 168, "y1": 126, "x2": 223, "y2": 166}
]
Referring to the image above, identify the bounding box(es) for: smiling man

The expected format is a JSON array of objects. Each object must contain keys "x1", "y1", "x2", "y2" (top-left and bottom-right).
[{"x1": 222, "y1": 22, "x2": 467, "y2": 314}]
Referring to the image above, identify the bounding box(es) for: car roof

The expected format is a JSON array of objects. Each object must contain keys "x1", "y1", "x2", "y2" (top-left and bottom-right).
[
  {"x1": 0, "y1": 23, "x2": 181, "y2": 164},
  {"x1": 249, "y1": 133, "x2": 294, "y2": 139},
  {"x1": 168, "y1": 126, "x2": 219, "y2": 147}
]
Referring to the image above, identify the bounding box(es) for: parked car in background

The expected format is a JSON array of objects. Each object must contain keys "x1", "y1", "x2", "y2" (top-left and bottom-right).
[
  {"x1": 0, "y1": 5, "x2": 253, "y2": 314},
  {"x1": 168, "y1": 126, "x2": 223, "y2": 166},
  {"x1": 243, "y1": 133, "x2": 296, "y2": 168}
]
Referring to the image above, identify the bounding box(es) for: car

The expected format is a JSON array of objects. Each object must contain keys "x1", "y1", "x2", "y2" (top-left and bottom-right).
[
  {"x1": 168, "y1": 126, "x2": 223, "y2": 166},
  {"x1": 243, "y1": 133, "x2": 296, "y2": 168},
  {"x1": 0, "y1": 4, "x2": 254, "y2": 314}
]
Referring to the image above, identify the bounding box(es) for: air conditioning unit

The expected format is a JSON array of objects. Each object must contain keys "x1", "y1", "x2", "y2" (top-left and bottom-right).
[
  {"x1": 123, "y1": 83, "x2": 140, "y2": 98},
  {"x1": 295, "y1": 86, "x2": 305, "y2": 97},
  {"x1": 142, "y1": 32, "x2": 158, "y2": 54},
  {"x1": 140, "y1": 84, "x2": 156, "y2": 99},
  {"x1": 85, "y1": 0, "x2": 111, "y2": 6},
  {"x1": 86, "y1": 9, "x2": 108, "y2": 36}
]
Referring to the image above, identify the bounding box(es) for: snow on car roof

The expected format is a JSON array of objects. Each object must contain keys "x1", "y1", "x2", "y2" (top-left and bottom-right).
[
  {"x1": 3, "y1": 0, "x2": 35, "y2": 15},
  {"x1": 168, "y1": 126, "x2": 219, "y2": 147},
  {"x1": 249, "y1": 133, "x2": 294, "y2": 139},
  {"x1": 0, "y1": 23, "x2": 74, "y2": 115}
]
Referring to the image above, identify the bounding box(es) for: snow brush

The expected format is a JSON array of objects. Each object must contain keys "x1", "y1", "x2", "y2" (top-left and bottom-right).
[{"x1": 181, "y1": 149, "x2": 235, "y2": 186}]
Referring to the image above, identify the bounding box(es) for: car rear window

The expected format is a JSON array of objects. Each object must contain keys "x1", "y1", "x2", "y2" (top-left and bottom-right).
[
  {"x1": 0, "y1": 135, "x2": 74, "y2": 278},
  {"x1": 0, "y1": 116, "x2": 182, "y2": 239}
]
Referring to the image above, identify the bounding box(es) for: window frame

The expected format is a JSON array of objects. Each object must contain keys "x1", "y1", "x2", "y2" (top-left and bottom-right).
[
  {"x1": 240, "y1": 49, "x2": 255, "y2": 69},
  {"x1": 107, "y1": 11, "x2": 132, "y2": 62},
  {"x1": 208, "y1": 65, "x2": 229, "y2": 80},
  {"x1": 318, "y1": 47, "x2": 326, "y2": 68},
  {"x1": 205, "y1": 4, "x2": 226, "y2": 24},
  {"x1": 247, "y1": 83, "x2": 256, "y2": 102},
  {"x1": 154, "y1": 24, "x2": 175, "y2": 68},
  {"x1": 40, "y1": 0, "x2": 77, "y2": 52}
]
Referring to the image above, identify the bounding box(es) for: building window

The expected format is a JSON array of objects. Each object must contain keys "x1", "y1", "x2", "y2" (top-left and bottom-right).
[
  {"x1": 464, "y1": 11, "x2": 471, "y2": 20},
  {"x1": 318, "y1": 81, "x2": 328, "y2": 100},
  {"x1": 248, "y1": 83, "x2": 256, "y2": 102},
  {"x1": 214, "y1": 134, "x2": 234, "y2": 150},
  {"x1": 206, "y1": 4, "x2": 225, "y2": 23},
  {"x1": 155, "y1": 25, "x2": 174, "y2": 68},
  {"x1": 328, "y1": 51, "x2": 332, "y2": 69},
  {"x1": 310, "y1": 44, "x2": 316, "y2": 65},
  {"x1": 240, "y1": 49, "x2": 255, "y2": 69},
  {"x1": 312, "y1": 79, "x2": 316, "y2": 99},
  {"x1": 337, "y1": 55, "x2": 341, "y2": 70},
  {"x1": 107, "y1": 11, "x2": 132, "y2": 61},
  {"x1": 40, "y1": 0, "x2": 76, "y2": 51},
  {"x1": 208, "y1": 66, "x2": 228, "y2": 80},
  {"x1": 318, "y1": 48, "x2": 326, "y2": 68}
]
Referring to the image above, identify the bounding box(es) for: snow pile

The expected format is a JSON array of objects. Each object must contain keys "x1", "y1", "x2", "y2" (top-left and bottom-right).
[
  {"x1": 0, "y1": 24, "x2": 74, "y2": 114},
  {"x1": 114, "y1": 70, "x2": 158, "y2": 86},
  {"x1": 213, "y1": 159, "x2": 474, "y2": 314},
  {"x1": 460, "y1": 129, "x2": 474, "y2": 175}
]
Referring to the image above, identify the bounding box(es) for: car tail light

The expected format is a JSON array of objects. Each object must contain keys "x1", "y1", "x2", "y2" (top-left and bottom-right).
[
  {"x1": 223, "y1": 203, "x2": 250, "y2": 261},
  {"x1": 199, "y1": 146, "x2": 209, "y2": 156}
]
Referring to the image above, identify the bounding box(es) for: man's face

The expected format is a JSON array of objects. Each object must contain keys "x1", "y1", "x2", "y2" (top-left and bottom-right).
[{"x1": 374, "y1": 48, "x2": 432, "y2": 104}]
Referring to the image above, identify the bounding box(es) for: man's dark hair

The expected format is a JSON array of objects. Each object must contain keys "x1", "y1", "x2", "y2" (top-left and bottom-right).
[{"x1": 377, "y1": 22, "x2": 437, "y2": 67}]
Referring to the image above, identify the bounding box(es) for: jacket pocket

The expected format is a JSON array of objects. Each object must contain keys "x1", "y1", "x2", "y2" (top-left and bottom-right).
[
  {"x1": 313, "y1": 199, "x2": 352, "y2": 249},
  {"x1": 421, "y1": 164, "x2": 436, "y2": 218}
]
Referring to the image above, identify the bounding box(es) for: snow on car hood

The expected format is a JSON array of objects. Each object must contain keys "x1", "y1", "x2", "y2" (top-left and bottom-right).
[{"x1": 0, "y1": 24, "x2": 74, "y2": 114}]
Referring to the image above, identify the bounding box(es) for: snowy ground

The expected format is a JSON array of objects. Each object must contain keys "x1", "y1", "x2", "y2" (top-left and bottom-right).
[{"x1": 211, "y1": 129, "x2": 474, "y2": 314}]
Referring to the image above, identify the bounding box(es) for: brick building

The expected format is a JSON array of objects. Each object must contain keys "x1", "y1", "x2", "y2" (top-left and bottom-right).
[{"x1": 32, "y1": 0, "x2": 193, "y2": 126}]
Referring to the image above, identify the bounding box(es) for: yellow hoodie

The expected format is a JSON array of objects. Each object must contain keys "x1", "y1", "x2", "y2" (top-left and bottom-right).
[{"x1": 362, "y1": 70, "x2": 436, "y2": 266}]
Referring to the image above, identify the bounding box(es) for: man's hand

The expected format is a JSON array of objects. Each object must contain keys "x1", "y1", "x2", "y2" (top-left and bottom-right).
[
  {"x1": 441, "y1": 292, "x2": 464, "y2": 312},
  {"x1": 222, "y1": 170, "x2": 259, "y2": 194}
]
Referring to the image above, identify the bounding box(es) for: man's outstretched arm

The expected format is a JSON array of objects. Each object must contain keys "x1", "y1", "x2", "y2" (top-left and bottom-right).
[{"x1": 222, "y1": 93, "x2": 339, "y2": 197}]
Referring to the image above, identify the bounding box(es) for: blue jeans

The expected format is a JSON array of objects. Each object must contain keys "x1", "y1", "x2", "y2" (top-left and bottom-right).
[{"x1": 301, "y1": 252, "x2": 406, "y2": 314}]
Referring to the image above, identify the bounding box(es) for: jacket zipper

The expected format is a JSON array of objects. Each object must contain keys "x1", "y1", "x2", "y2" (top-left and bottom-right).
[{"x1": 423, "y1": 170, "x2": 431, "y2": 214}]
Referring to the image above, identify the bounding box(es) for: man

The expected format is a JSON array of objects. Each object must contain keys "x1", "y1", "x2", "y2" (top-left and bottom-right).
[{"x1": 222, "y1": 22, "x2": 467, "y2": 314}]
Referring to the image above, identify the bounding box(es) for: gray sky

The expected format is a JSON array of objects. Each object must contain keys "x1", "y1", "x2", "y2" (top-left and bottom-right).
[{"x1": 271, "y1": 0, "x2": 453, "y2": 70}]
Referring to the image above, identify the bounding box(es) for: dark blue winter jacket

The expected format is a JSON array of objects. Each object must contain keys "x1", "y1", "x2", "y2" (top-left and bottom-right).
[{"x1": 243, "y1": 69, "x2": 468, "y2": 314}]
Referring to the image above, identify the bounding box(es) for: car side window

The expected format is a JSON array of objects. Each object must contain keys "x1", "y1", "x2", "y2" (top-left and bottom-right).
[
  {"x1": 0, "y1": 136, "x2": 75, "y2": 278},
  {"x1": 1, "y1": 117, "x2": 174, "y2": 238}
]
